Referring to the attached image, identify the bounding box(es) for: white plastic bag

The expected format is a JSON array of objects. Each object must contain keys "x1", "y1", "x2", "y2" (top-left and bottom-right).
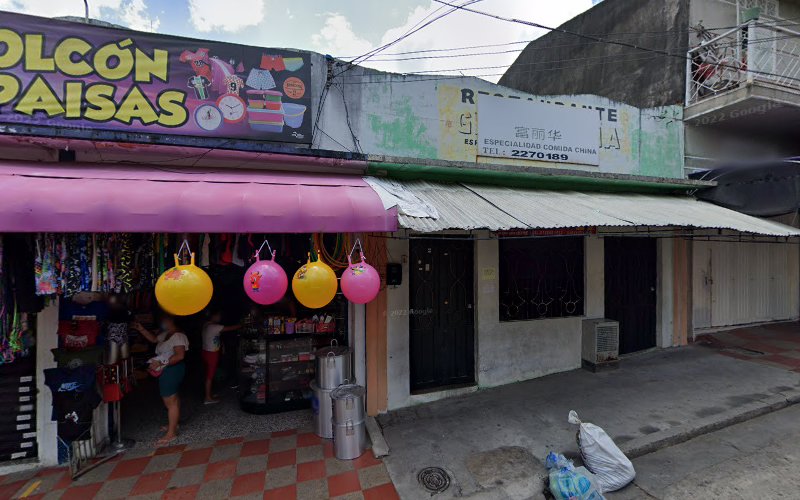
[
  {"x1": 568, "y1": 410, "x2": 635, "y2": 492},
  {"x1": 545, "y1": 452, "x2": 605, "y2": 500}
]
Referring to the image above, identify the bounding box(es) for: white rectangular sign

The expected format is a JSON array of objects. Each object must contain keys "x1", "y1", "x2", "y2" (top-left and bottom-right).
[{"x1": 477, "y1": 95, "x2": 600, "y2": 166}]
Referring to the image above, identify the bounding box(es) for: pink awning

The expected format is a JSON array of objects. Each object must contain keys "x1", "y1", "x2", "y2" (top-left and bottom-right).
[{"x1": 0, "y1": 162, "x2": 397, "y2": 233}]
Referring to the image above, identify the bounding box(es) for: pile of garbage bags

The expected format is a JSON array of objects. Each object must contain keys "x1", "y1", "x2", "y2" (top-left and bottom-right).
[{"x1": 545, "y1": 411, "x2": 636, "y2": 500}]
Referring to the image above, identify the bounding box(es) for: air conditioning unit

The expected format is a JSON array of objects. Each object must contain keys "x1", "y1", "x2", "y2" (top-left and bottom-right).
[{"x1": 581, "y1": 319, "x2": 620, "y2": 372}]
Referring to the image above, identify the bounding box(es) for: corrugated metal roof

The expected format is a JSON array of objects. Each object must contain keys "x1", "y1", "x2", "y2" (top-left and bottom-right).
[{"x1": 365, "y1": 178, "x2": 800, "y2": 236}]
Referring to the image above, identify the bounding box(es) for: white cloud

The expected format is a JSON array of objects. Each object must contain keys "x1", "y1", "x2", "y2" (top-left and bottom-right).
[
  {"x1": 0, "y1": 0, "x2": 123, "y2": 18},
  {"x1": 349, "y1": 0, "x2": 594, "y2": 82},
  {"x1": 311, "y1": 13, "x2": 373, "y2": 57},
  {"x1": 188, "y1": 0, "x2": 265, "y2": 32},
  {"x1": 120, "y1": 0, "x2": 160, "y2": 32}
]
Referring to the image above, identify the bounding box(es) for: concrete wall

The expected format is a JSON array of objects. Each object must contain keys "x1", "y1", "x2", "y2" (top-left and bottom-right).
[
  {"x1": 314, "y1": 66, "x2": 685, "y2": 178},
  {"x1": 35, "y1": 300, "x2": 59, "y2": 467},
  {"x1": 384, "y1": 232, "x2": 681, "y2": 411},
  {"x1": 499, "y1": 0, "x2": 690, "y2": 109}
]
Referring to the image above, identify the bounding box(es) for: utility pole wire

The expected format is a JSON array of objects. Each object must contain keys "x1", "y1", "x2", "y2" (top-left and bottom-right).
[{"x1": 431, "y1": 0, "x2": 800, "y2": 86}]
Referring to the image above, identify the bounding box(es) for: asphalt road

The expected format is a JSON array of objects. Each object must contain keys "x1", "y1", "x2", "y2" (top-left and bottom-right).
[{"x1": 608, "y1": 404, "x2": 800, "y2": 499}]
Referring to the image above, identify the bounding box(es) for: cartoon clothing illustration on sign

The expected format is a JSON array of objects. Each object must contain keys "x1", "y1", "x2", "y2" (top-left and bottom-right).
[
  {"x1": 180, "y1": 48, "x2": 212, "y2": 80},
  {"x1": 223, "y1": 74, "x2": 245, "y2": 96},
  {"x1": 181, "y1": 48, "x2": 239, "y2": 96},
  {"x1": 260, "y1": 54, "x2": 285, "y2": 71},
  {"x1": 246, "y1": 68, "x2": 275, "y2": 91},
  {"x1": 188, "y1": 75, "x2": 211, "y2": 100}
]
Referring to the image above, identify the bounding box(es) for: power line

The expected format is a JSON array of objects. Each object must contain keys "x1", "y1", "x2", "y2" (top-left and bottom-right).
[
  {"x1": 339, "y1": 51, "x2": 668, "y2": 85},
  {"x1": 430, "y1": 0, "x2": 800, "y2": 86},
  {"x1": 340, "y1": 0, "x2": 483, "y2": 74},
  {"x1": 347, "y1": 30, "x2": 800, "y2": 71},
  {"x1": 339, "y1": 29, "x2": 800, "y2": 81},
  {"x1": 334, "y1": 15, "x2": 800, "y2": 61}
]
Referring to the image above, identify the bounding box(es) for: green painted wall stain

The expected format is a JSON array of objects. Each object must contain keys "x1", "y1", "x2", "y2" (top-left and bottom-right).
[
  {"x1": 368, "y1": 96, "x2": 436, "y2": 158},
  {"x1": 638, "y1": 107, "x2": 683, "y2": 178}
]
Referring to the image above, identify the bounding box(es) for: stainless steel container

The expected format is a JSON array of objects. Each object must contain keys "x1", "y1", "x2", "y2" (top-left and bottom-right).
[
  {"x1": 315, "y1": 343, "x2": 352, "y2": 390},
  {"x1": 332, "y1": 419, "x2": 367, "y2": 460},
  {"x1": 330, "y1": 384, "x2": 365, "y2": 424},
  {"x1": 310, "y1": 381, "x2": 334, "y2": 439}
]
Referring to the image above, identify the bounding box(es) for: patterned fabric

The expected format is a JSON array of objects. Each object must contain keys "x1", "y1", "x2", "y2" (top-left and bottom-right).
[
  {"x1": 34, "y1": 234, "x2": 58, "y2": 296},
  {"x1": 106, "y1": 322, "x2": 129, "y2": 345},
  {"x1": 246, "y1": 68, "x2": 275, "y2": 90},
  {"x1": 116, "y1": 233, "x2": 133, "y2": 293},
  {"x1": 64, "y1": 234, "x2": 82, "y2": 296}
]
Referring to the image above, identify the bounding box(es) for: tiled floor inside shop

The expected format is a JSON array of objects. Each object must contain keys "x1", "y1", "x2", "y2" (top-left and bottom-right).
[{"x1": 0, "y1": 426, "x2": 398, "y2": 499}]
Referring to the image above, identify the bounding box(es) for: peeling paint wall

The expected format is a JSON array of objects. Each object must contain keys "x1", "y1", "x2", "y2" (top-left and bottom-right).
[{"x1": 317, "y1": 66, "x2": 684, "y2": 179}]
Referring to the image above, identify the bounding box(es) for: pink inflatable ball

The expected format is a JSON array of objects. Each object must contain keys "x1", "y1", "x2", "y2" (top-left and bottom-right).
[
  {"x1": 341, "y1": 256, "x2": 380, "y2": 304},
  {"x1": 243, "y1": 252, "x2": 288, "y2": 305}
]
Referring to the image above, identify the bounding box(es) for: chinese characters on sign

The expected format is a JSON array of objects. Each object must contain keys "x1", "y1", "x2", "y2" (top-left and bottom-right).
[{"x1": 477, "y1": 95, "x2": 600, "y2": 166}]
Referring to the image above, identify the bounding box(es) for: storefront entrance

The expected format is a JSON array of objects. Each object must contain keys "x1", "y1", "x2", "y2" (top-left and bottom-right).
[
  {"x1": 604, "y1": 237, "x2": 657, "y2": 354},
  {"x1": 409, "y1": 239, "x2": 475, "y2": 392}
]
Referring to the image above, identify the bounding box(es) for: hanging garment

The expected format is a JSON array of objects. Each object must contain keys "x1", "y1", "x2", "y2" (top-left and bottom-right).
[
  {"x1": 64, "y1": 235, "x2": 79, "y2": 296},
  {"x1": 34, "y1": 234, "x2": 58, "y2": 296},
  {"x1": 219, "y1": 234, "x2": 233, "y2": 265},
  {"x1": 200, "y1": 233, "x2": 210, "y2": 267},
  {"x1": 116, "y1": 233, "x2": 133, "y2": 293},
  {"x1": 90, "y1": 234, "x2": 98, "y2": 292},
  {"x1": 3, "y1": 235, "x2": 43, "y2": 313},
  {"x1": 55, "y1": 234, "x2": 67, "y2": 295},
  {"x1": 76, "y1": 234, "x2": 91, "y2": 292},
  {"x1": 232, "y1": 234, "x2": 244, "y2": 266}
]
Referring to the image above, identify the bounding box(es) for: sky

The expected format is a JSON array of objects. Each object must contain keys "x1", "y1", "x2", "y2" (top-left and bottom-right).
[{"x1": 0, "y1": 0, "x2": 595, "y2": 82}]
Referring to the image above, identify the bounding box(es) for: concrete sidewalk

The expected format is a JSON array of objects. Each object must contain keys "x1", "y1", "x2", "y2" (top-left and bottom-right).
[{"x1": 377, "y1": 346, "x2": 800, "y2": 499}]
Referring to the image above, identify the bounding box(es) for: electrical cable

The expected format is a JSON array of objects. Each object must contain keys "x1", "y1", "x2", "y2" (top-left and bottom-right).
[
  {"x1": 339, "y1": 51, "x2": 673, "y2": 84},
  {"x1": 335, "y1": 83, "x2": 362, "y2": 153},
  {"x1": 336, "y1": 14, "x2": 800, "y2": 60},
  {"x1": 335, "y1": 0, "x2": 485, "y2": 78},
  {"x1": 426, "y1": 0, "x2": 800, "y2": 86},
  {"x1": 353, "y1": 30, "x2": 800, "y2": 65}
]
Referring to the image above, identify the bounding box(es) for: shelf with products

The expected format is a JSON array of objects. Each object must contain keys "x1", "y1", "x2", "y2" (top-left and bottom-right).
[{"x1": 237, "y1": 293, "x2": 348, "y2": 414}]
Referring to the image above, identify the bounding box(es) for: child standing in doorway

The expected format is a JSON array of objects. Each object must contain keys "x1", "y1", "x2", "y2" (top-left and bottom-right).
[{"x1": 201, "y1": 309, "x2": 240, "y2": 404}]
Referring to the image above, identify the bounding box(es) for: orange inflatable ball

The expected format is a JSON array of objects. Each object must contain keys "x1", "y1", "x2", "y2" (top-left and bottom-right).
[
  {"x1": 292, "y1": 258, "x2": 338, "y2": 309},
  {"x1": 155, "y1": 253, "x2": 213, "y2": 316}
]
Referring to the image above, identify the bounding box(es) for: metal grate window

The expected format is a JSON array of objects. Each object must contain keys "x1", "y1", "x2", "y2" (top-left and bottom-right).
[{"x1": 499, "y1": 237, "x2": 584, "y2": 321}]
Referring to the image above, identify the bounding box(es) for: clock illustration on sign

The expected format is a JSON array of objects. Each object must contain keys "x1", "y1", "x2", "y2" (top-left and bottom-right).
[
  {"x1": 195, "y1": 104, "x2": 222, "y2": 131},
  {"x1": 216, "y1": 94, "x2": 247, "y2": 123}
]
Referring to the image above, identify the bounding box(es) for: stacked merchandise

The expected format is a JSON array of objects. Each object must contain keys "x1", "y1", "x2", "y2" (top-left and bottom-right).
[{"x1": 43, "y1": 364, "x2": 102, "y2": 460}]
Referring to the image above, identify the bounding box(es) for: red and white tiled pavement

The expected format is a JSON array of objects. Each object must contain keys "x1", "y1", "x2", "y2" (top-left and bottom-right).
[{"x1": 0, "y1": 427, "x2": 399, "y2": 500}]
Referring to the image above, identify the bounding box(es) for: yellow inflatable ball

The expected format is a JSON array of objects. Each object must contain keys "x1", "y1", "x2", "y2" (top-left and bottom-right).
[
  {"x1": 292, "y1": 258, "x2": 338, "y2": 309},
  {"x1": 155, "y1": 253, "x2": 213, "y2": 316}
]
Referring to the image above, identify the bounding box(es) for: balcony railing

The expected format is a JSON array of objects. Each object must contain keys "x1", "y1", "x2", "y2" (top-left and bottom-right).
[{"x1": 686, "y1": 20, "x2": 800, "y2": 106}]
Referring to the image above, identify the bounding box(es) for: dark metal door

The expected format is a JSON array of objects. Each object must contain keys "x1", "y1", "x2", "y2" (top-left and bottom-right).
[
  {"x1": 604, "y1": 238, "x2": 657, "y2": 354},
  {"x1": 409, "y1": 239, "x2": 475, "y2": 392}
]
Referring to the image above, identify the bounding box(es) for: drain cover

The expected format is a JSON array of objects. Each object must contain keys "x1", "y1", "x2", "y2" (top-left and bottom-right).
[{"x1": 418, "y1": 466, "x2": 450, "y2": 493}]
